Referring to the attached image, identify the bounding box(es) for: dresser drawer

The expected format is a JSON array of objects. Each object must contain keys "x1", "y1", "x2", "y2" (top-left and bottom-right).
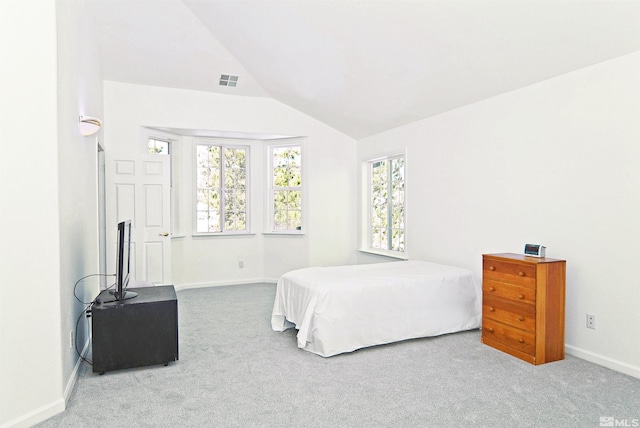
[
  {"x1": 483, "y1": 258, "x2": 536, "y2": 286},
  {"x1": 483, "y1": 300, "x2": 536, "y2": 332},
  {"x1": 483, "y1": 278, "x2": 536, "y2": 305},
  {"x1": 482, "y1": 318, "x2": 535, "y2": 355}
]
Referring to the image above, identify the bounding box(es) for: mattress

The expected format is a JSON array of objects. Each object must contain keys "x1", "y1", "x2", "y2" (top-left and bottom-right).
[{"x1": 271, "y1": 260, "x2": 482, "y2": 357}]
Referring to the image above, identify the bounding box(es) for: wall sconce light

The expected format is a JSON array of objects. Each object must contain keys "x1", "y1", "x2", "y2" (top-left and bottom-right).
[{"x1": 79, "y1": 115, "x2": 102, "y2": 136}]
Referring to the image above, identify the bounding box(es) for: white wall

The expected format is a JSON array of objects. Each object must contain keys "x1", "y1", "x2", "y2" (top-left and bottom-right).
[
  {"x1": 56, "y1": 0, "x2": 104, "y2": 395},
  {"x1": 103, "y1": 82, "x2": 358, "y2": 288},
  {"x1": 0, "y1": 1, "x2": 64, "y2": 426},
  {"x1": 358, "y1": 51, "x2": 640, "y2": 377},
  {"x1": 0, "y1": 1, "x2": 104, "y2": 426}
]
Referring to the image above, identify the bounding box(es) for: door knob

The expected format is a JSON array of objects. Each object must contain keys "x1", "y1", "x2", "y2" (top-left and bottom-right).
[{"x1": 159, "y1": 232, "x2": 170, "y2": 237}]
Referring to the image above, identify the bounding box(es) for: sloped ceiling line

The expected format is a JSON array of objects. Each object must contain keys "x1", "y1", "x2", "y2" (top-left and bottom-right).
[{"x1": 89, "y1": 0, "x2": 640, "y2": 139}]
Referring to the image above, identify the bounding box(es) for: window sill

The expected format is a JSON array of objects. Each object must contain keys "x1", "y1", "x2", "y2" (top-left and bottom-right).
[
  {"x1": 358, "y1": 248, "x2": 408, "y2": 260},
  {"x1": 263, "y1": 231, "x2": 305, "y2": 237},
  {"x1": 192, "y1": 232, "x2": 257, "y2": 239}
]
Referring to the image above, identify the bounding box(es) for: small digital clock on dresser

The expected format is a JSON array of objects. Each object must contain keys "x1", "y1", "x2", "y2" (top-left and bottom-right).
[{"x1": 481, "y1": 253, "x2": 566, "y2": 365}]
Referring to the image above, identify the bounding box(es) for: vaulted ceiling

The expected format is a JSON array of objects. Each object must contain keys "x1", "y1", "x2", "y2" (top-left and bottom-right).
[{"x1": 87, "y1": 0, "x2": 640, "y2": 139}]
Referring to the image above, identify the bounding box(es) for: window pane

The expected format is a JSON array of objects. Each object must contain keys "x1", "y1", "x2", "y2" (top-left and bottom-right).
[
  {"x1": 392, "y1": 205, "x2": 404, "y2": 228},
  {"x1": 236, "y1": 169, "x2": 246, "y2": 187},
  {"x1": 273, "y1": 166, "x2": 287, "y2": 187},
  {"x1": 236, "y1": 189, "x2": 246, "y2": 209},
  {"x1": 288, "y1": 210, "x2": 301, "y2": 230},
  {"x1": 209, "y1": 214, "x2": 220, "y2": 232},
  {"x1": 197, "y1": 145, "x2": 220, "y2": 168},
  {"x1": 235, "y1": 148, "x2": 246, "y2": 168},
  {"x1": 272, "y1": 146, "x2": 302, "y2": 188},
  {"x1": 371, "y1": 161, "x2": 388, "y2": 187},
  {"x1": 224, "y1": 148, "x2": 235, "y2": 168},
  {"x1": 273, "y1": 147, "x2": 288, "y2": 168},
  {"x1": 288, "y1": 191, "x2": 301, "y2": 209},
  {"x1": 271, "y1": 145, "x2": 302, "y2": 232},
  {"x1": 196, "y1": 211, "x2": 208, "y2": 232},
  {"x1": 197, "y1": 210, "x2": 220, "y2": 233},
  {"x1": 196, "y1": 190, "x2": 207, "y2": 211},
  {"x1": 224, "y1": 190, "x2": 234, "y2": 212},
  {"x1": 198, "y1": 166, "x2": 219, "y2": 189},
  {"x1": 372, "y1": 210, "x2": 384, "y2": 228},
  {"x1": 392, "y1": 230, "x2": 404, "y2": 251},
  {"x1": 196, "y1": 143, "x2": 247, "y2": 233},
  {"x1": 274, "y1": 210, "x2": 287, "y2": 230},
  {"x1": 237, "y1": 212, "x2": 246, "y2": 230},
  {"x1": 371, "y1": 227, "x2": 381, "y2": 249},
  {"x1": 274, "y1": 191, "x2": 287, "y2": 210},
  {"x1": 148, "y1": 138, "x2": 170, "y2": 155},
  {"x1": 224, "y1": 147, "x2": 246, "y2": 169},
  {"x1": 392, "y1": 157, "x2": 404, "y2": 183},
  {"x1": 289, "y1": 167, "x2": 302, "y2": 187},
  {"x1": 224, "y1": 170, "x2": 237, "y2": 188},
  {"x1": 380, "y1": 227, "x2": 388, "y2": 250},
  {"x1": 368, "y1": 156, "x2": 404, "y2": 253},
  {"x1": 290, "y1": 149, "x2": 301, "y2": 168},
  {"x1": 225, "y1": 211, "x2": 237, "y2": 230}
]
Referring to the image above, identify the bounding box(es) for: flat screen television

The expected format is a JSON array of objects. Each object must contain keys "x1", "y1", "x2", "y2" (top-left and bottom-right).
[{"x1": 110, "y1": 220, "x2": 137, "y2": 301}]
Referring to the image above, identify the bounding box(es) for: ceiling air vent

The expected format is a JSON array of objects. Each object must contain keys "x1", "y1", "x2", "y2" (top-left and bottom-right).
[{"x1": 219, "y1": 74, "x2": 239, "y2": 87}]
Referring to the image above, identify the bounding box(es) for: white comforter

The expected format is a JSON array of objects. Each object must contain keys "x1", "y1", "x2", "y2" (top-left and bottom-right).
[{"x1": 271, "y1": 260, "x2": 482, "y2": 357}]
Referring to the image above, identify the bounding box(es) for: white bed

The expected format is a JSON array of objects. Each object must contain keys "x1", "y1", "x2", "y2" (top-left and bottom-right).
[{"x1": 271, "y1": 260, "x2": 482, "y2": 357}]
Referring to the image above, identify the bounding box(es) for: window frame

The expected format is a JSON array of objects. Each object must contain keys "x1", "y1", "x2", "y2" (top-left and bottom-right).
[
  {"x1": 362, "y1": 151, "x2": 407, "y2": 259},
  {"x1": 266, "y1": 140, "x2": 305, "y2": 235},
  {"x1": 193, "y1": 139, "x2": 251, "y2": 236}
]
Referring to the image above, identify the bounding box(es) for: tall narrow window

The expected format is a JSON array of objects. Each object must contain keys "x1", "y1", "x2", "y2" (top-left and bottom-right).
[
  {"x1": 195, "y1": 142, "x2": 248, "y2": 234},
  {"x1": 369, "y1": 155, "x2": 405, "y2": 253},
  {"x1": 269, "y1": 144, "x2": 302, "y2": 232}
]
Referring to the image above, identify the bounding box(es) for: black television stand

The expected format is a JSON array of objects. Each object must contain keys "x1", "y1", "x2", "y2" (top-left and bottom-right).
[{"x1": 91, "y1": 285, "x2": 178, "y2": 374}]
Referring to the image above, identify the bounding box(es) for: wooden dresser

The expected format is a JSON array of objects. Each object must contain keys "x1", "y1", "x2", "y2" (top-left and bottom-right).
[{"x1": 481, "y1": 253, "x2": 566, "y2": 365}]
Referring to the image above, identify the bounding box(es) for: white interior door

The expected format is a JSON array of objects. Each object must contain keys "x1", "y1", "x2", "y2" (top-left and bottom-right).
[{"x1": 106, "y1": 152, "x2": 171, "y2": 285}]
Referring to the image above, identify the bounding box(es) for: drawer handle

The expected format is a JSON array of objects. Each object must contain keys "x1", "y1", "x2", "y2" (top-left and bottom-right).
[
  {"x1": 488, "y1": 327, "x2": 494, "y2": 333},
  {"x1": 489, "y1": 306, "x2": 495, "y2": 312},
  {"x1": 518, "y1": 294, "x2": 525, "y2": 299},
  {"x1": 489, "y1": 266, "x2": 495, "y2": 271},
  {"x1": 518, "y1": 316, "x2": 525, "y2": 322},
  {"x1": 518, "y1": 271, "x2": 525, "y2": 277},
  {"x1": 518, "y1": 338, "x2": 525, "y2": 343},
  {"x1": 489, "y1": 287, "x2": 495, "y2": 292}
]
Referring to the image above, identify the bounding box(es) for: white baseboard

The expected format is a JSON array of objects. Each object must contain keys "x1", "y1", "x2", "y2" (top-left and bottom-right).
[
  {"x1": 174, "y1": 278, "x2": 277, "y2": 291},
  {"x1": 0, "y1": 398, "x2": 64, "y2": 428},
  {"x1": 65, "y1": 338, "x2": 90, "y2": 402},
  {"x1": 566, "y1": 345, "x2": 640, "y2": 379},
  {"x1": 2, "y1": 338, "x2": 92, "y2": 428}
]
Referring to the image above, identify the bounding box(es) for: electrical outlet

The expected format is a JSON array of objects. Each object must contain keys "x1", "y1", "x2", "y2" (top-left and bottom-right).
[
  {"x1": 586, "y1": 314, "x2": 595, "y2": 329},
  {"x1": 70, "y1": 330, "x2": 74, "y2": 349},
  {"x1": 239, "y1": 261, "x2": 244, "y2": 269}
]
